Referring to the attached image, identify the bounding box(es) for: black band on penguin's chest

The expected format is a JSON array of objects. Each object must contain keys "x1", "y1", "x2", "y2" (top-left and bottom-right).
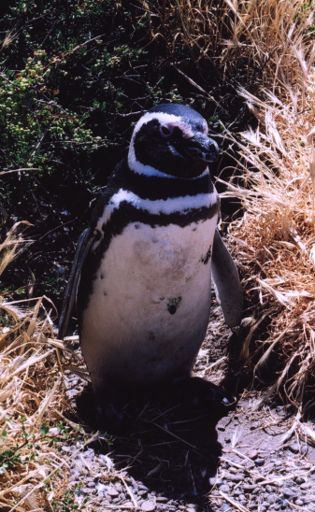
[
  {"x1": 91, "y1": 196, "x2": 218, "y2": 267},
  {"x1": 78, "y1": 160, "x2": 218, "y2": 320}
]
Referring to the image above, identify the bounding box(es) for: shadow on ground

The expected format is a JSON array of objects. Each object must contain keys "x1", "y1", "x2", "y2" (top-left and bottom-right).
[{"x1": 76, "y1": 378, "x2": 235, "y2": 510}]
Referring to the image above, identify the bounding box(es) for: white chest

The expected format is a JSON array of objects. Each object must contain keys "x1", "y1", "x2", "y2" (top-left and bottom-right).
[
  {"x1": 100, "y1": 219, "x2": 215, "y2": 298},
  {"x1": 81, "y1": 213, "x2": 218, "y2": 387}
]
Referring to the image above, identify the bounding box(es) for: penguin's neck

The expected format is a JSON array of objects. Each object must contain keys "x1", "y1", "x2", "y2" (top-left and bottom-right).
[{"x1": 112, "y1": 158, "x2": 214, "y2": 201}]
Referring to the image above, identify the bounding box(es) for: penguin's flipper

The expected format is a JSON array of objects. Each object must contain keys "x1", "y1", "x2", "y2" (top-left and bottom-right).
[
  {"x1": 211, "y1": 229, "x2": 243, "y2": 328},
  {"x1": 58, "y1": 227, "x2": 94, "y2": 340}
]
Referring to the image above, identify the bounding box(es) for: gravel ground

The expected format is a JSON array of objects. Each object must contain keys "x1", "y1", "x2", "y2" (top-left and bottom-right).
[{"x1": 61, "y1": 304, "x2": 315, "y2": 512}]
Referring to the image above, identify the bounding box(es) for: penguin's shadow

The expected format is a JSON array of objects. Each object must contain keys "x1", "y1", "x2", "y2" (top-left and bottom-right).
[{"x1": 76, "y1": 377, "x2": 234, "y2": 506}]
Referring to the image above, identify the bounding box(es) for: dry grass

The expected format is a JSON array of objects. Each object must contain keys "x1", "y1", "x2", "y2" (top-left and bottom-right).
[
  {"x1": 218, "y1": 0, "x2": 315, "y2": 413},
  {"x1": 220, "y1": 1, "x2": 313, "y2": 414},
  {"x1": 0, "y1": 224, "x2": 85, "y2": 511},
  {"x1": 224, "y1": 74, "x2": 315, "y2": 412},
  {"x1": 144, "y1": 0, "x2": 314, "y2": 89}
]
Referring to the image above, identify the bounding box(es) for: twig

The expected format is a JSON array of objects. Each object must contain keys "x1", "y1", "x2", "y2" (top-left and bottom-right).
[
  {"x1": 150, "y1": 404, "x2": 180, "y2": 422},
  {"x1": 116, "y1": 110, "x2": 144, "y2": 118},
  {"x1": 280, "y1": 409, "x2": 302, "y2": 444},
  {"x1": 217, "y1": 491, "x2": 250, "y2": 512},
  {"x1": 66, "y1": 33, "x2": 105, "y2": 56},
  {"x1": 35, "y1": 217, "x2": 79, "y2": 244},
  {"x1": 0, "y1": 167, "x2": 39, "y2": 176},
  {"x1": 171, "y1": 65, "x2": 227, "y2": 113},
  {"x1": 119, "y1": 475, "x2": 139, "y2": 509},
  {"x1": 99, "y1": 506, "x2": 135, "y2": 510},
  {"x1": 149, "y1": 421, "x2": 197, "y2": 450}
]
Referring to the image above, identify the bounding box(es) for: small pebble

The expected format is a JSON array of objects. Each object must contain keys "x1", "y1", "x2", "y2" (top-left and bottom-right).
[
  {"x1": 139, "y1": 483, "x2": 149, "y2": 491},
  {"x1": 49, "y1": 427, "x2": 60, "y2": 435},
  {"x1": 283, "y1": 487, "x2": 297, "y2": 498},
  {"x1": 255, "y1": 457, "x2": 265, "y2": 466},
  {"x1": 243, "y1": 484, "x2": 256, "y2": 492},
  {"x1": 265, "y1": 494, "x2": 276, "y2": 505},
  {"x1": 229, "y1": 474, "x2": 243, "y2": 483},
  {"x1": 248, "y1": 449, "x2": 258, "y2": 460},
  {"x1": 276, "y1": 498, "x2": 289, "y2": 508},
  {"x1": 96, "y1": 482, "x2": 106, "y2": 494},
  {"x1": 107, "y1": 486, "x2": 119, "y2": 497},
  {"x1": 141, "y1": 499, "x2": 156, "y2": 511},
  {"x1": 288, "y1": 443, "x2": 299, "y2": 454},
  {"x1": 254, "y1": 475, "x2": 265, "y2": 483}
]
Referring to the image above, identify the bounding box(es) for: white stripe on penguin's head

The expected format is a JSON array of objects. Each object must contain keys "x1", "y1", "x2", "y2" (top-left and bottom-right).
[{"x1": 128, "y1": 112, "x2": 194, "y2": 178}]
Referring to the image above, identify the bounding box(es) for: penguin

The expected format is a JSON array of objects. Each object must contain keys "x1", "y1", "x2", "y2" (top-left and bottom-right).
[{"x1": 59, "y1": 103, "x2": 243, "y2": 405}]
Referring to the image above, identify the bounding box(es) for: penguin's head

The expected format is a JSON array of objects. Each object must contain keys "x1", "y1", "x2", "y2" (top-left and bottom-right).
[{"x1": 128, "y1": 103, "x2": 219, "y2": 179}]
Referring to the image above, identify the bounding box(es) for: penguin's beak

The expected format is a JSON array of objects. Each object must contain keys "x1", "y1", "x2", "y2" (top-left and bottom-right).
[{"x1": 185, "y1": 134, "x2": 219, "y2": 163}]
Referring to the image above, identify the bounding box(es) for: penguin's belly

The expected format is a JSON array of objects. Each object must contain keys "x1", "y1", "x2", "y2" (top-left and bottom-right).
[{"x1": 80, "y1": 217, "x2": 217, "y2": 388}]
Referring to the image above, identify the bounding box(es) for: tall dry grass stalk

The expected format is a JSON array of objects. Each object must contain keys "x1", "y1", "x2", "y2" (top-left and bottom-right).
[{"x1": 0, "y1": 225, "x2": 82, "y2": 510}]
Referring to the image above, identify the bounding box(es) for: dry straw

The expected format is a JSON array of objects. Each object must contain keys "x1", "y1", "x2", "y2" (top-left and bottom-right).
[
  {"x1": 220, "y1": 0, "x2": 315, "y2": 412},
  {"x1": 224, "y1": 77, "x2": 315, "y2": 411},
  {"x1": 0, "y1": 224, "x2": 84, "y2": 510}
]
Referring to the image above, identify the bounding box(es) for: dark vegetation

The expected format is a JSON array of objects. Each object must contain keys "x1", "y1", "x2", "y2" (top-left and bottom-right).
[{"x1": 0, "y1": 0, "x2": 255, "y2": 309}]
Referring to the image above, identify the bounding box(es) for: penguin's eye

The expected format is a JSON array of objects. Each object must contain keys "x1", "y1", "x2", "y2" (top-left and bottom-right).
[{"x1": 160, "y1": 125, "x2": 173, "y2": 138}]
